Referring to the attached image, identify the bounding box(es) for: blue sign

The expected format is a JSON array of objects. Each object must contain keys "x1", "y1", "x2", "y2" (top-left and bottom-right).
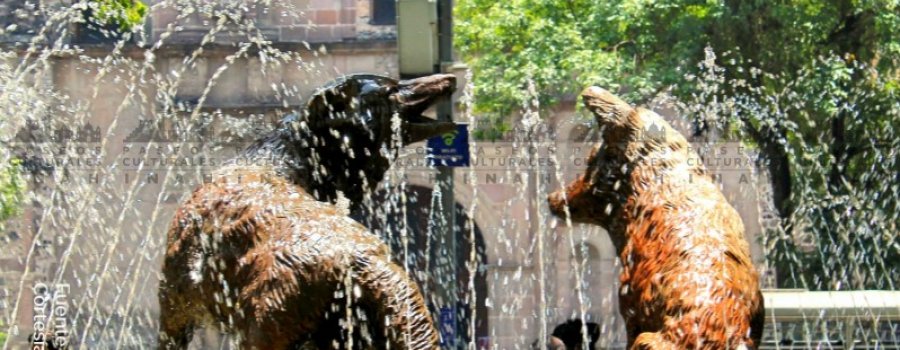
[
  {"x1": 439, "y1": 307, "x2": 456, "y2": 347},
  {"x1": 427, "y1": 124, "x2": 470, "y2": 167}
]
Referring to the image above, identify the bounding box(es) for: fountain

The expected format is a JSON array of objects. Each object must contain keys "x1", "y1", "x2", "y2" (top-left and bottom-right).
[{"x1": 0, "y1": 1, "x2": 897, "y2": 349}]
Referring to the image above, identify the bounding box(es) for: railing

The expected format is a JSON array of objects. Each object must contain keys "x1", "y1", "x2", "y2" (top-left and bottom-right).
[{"x1": 760, "y1": 289, "x2": 900, "y2": 350}]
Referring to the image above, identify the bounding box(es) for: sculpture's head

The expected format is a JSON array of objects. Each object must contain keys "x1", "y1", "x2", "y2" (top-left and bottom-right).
[
  {"x1": 297, "y1": 73, "x2": 457, "y2": 204},
  {"x1": 547, "y1": 142, "x2": 613, "y2": 226},
  {"x1": 305, "y1": 73, "x2": 458, "y2": 144},
  {"x1": 548, "y1": 86, "x2": 693, "y2": 226},
  {"x1": 548, "y1": 86, "x2": 705, "y2": 229},
  {"x1": 548, "y1": 87, "x2": 637, "y2": 225}
]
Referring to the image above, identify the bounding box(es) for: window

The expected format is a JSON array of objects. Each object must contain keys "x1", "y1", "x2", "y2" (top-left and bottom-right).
[{"x1": 370, "y1": 0, "x2": 396, "y2": 25}]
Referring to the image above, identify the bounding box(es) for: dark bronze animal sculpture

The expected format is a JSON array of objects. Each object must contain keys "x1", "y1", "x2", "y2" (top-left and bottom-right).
[
  {"x1": 159, "y1": 74, "x2": 457, "y2": 349},
  {"x1": 548, "y1": 87, "x2": 764, "y2": 350}
]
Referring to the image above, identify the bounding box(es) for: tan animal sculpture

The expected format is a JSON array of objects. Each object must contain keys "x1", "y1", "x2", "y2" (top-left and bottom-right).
[{"x1": 549, "y1": 87, "x2": 764, "y2": 350}]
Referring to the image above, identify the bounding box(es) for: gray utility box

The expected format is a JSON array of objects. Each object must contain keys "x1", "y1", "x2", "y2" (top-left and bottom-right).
[{"x1": 397, "y1": 0, "x2": 439, "y2": 76}]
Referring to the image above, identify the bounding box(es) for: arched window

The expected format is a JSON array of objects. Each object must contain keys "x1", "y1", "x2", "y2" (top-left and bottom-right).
[{"x1": 370, "y1": 0, "x2": 396, "y2": 25}]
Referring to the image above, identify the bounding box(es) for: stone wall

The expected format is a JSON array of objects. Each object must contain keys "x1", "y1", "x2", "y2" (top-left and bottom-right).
[{"x1": 150, "y1": 0, "x2": 396, "y2": 44}]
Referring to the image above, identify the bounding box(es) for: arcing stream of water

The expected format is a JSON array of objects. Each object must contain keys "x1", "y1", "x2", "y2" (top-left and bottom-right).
[{"x1": 0, "y1": 1, "x2": 897, "y2": 349}]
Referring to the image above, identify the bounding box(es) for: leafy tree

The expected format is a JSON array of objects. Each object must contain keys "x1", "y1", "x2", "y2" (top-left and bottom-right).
[
  {"x1": 85, "y1": 0, "x2": 148, "y2": 33},
  {"x1": 456, "y1": 0, "x2": 899, "y2": 289},
  {"x1": 0, "y1": 158, "x2": 24, "y2": 228},
  {"x1": 0, "y1": 159, "x2": 25, "y2": 222}
]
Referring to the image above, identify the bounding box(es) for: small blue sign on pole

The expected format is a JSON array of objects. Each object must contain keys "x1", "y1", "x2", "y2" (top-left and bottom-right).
[
  {"x1": 427, "y1": 124, "x2": 470, "y2": 167},
  {"x1": 439, "y1": 306, "x2": 456, "y2": 347}
]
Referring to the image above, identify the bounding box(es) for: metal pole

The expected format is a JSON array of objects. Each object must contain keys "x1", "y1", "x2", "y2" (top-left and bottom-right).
[
  {"x1": 397, "y1": 0, "x2": 458, "y2": 345},
  {"x1": 435, "y1": 0, "x2": 459, "y2": 348}
]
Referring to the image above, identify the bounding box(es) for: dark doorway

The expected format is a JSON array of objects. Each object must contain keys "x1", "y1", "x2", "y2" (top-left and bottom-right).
[{"x1": 352, "y1": 185, "x2": 489, "y2": 347}]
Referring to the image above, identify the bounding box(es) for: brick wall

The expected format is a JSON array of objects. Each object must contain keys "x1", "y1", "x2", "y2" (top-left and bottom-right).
[
  {"x1": 150, "y1": 0, "x2": 396, "y2": 44},
  {"x1": 0, "y1": 0, "x2": 397, "y2": 45}
]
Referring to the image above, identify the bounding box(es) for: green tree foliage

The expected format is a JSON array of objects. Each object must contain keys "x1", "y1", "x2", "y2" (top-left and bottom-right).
[
  {"x1": 0, "y1": 158, "x2": 23, "y2": 227},
  {"x1": 456, "y1": 0, "x2": 899, "y2": 290},
  {"x1": 86, "y1": 0, "x2": 148, "y2": 33}
]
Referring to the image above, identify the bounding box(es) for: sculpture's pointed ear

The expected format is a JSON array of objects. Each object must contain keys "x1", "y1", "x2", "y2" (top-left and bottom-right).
[{"x1": 581, "y1": 86, "x2": 634, "y2": 125}]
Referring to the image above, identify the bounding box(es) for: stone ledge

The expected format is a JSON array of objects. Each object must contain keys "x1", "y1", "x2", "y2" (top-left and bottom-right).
[{"x1": 1, "y1": 39, "x2": 397, "y2": 58}]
